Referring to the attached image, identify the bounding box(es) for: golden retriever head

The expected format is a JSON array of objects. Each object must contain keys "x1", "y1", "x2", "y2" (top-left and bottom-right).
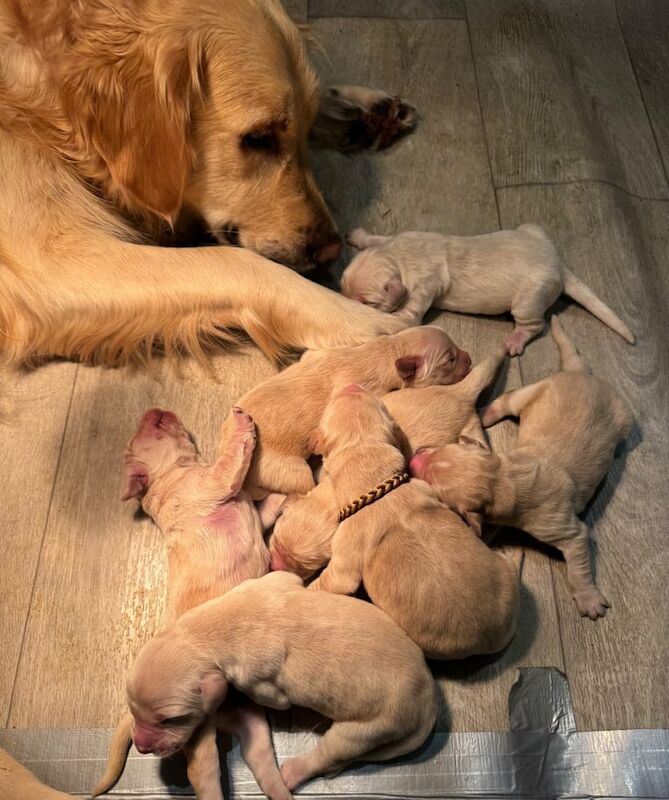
[{"x1": 9, "y1": 0, "x2": 339, "y2": 269}]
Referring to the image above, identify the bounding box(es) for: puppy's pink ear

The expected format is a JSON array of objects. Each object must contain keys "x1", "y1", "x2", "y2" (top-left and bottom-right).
[
  {"x1": 121, "y1": 463, "x2": 149, "y2": 501},
  {"x1": 385, "y1": 279, "x2": 408, "y2": 308},
  {"x1": 395, "y1": 355, "x2": 423, "y2": 381},
  {"x1": 199, "y1": 672, "x2": 228, "y2": 713}
]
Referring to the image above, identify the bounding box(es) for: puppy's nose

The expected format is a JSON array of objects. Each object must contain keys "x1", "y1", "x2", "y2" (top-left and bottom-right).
[
  {"x1": 409, "y1": 450, "x2": 431, "y2": 479},
  {"x1": 134, "y1": 740, "x2": 153, "y2": 755}
]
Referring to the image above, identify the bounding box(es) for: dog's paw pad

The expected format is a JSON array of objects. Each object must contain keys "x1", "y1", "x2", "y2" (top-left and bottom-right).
[{"x1": 574, "y1": 588, "x2": 610, "y2": 620}]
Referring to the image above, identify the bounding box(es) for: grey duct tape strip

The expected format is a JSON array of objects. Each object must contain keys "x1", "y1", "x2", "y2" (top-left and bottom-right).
[{"x1": 1, "y1": 669, "x2": 667, "y2": 799}]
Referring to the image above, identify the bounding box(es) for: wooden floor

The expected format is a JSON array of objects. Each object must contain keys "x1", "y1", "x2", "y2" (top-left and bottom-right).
[{"x1": 1, "y1": 0, "x2": 668, "y2": 739}]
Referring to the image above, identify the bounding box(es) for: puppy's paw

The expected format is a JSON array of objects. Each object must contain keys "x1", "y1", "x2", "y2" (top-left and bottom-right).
[
  {"x1": 362, "y1": 92, "x2": 417, "y2": 151},
  {"x1": 479, "y1": 404, "x2": 500, "y2": 428},
  {"x1": 574, "y1": 587, "x2": 610, "y2": 620},
  {"x1": 504, "y1": 329, "x2": 532, "y2": 357},
  {"x1": 346, "y1": 227, "x2": 370, "y2": 248},
  {"x1": 280, "y1": 756, "x2": 309, "y2": 791}
]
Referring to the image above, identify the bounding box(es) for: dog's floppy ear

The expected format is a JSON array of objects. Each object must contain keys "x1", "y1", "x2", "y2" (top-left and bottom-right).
[
  {"x1": 199, "y1": 672, "x2": 228, "y2": 713},
  {"x1": 121, "y1": 461, "x2": 150, "y2": 501},
  {"x1": 395, "y1": 355, "x2": 423, "y2": 381},
  {"x1": 385, "y1": 279, "x2": 408, "y2": 309},
  {"x1": 62, "y1": 35, "x2": 202, "y2": 222}
]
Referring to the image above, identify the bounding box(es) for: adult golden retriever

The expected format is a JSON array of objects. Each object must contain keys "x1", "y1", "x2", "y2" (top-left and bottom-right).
[{"x1": 0, "y1": 0, "x2": 413, "y2": 367}]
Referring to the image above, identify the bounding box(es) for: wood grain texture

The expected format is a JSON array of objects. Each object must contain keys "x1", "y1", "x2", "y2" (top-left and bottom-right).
[
  {"x1": 308, "y1": 0, "x2": 464, "y2": 19},
  {"x1": 309, "y1": 17, "x2": 499, "y2": 280},
  {"x1": 617, "y1": 0, "x2": 669, "y2": 182},
  {"x1": 8, "y1": 352, "x2": 274, "y2": 727},
  {"x1": 280, "y1": 0, "x2": 307, "y2": 22},
  {"x1": 0, "y1": 364, "x2": 77, "y2": 725},
  {"x1": 466, "y1": 0, "x2": 669, "y2": 199},
  {"x1": 497, "y1": 181, "x2": 669, "y2": 730}
]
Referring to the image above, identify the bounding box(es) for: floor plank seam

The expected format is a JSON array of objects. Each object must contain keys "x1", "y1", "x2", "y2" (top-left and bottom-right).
[
  {"x1": 614, "y1": 0, "x2": 669, "y2": 192},
  {"x1": 496, "y1": 176, "x2": 669, "y2": 203},
  {"x1": 462, "y1": 2, "x2": 503, "y2": 233},
  {"x1": 4, "y1": 364, "x2": 79, "y2": 726}
]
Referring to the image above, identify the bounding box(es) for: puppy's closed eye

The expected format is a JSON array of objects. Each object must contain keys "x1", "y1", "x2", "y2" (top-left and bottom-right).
[{"x1": 159, "y1": 713, "x2": 192, "y2": 727}]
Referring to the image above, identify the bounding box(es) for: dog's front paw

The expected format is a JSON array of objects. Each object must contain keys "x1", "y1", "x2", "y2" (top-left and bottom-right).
[
  {"x1": 280, "y1": 756, "x2": 309, "y2": 791},
  {"x1": 574, "y1": 587, "x2": 610, "y2": 620},
  {"x1": 313, "y1": 85, "x2": 417, "y2": 153}
]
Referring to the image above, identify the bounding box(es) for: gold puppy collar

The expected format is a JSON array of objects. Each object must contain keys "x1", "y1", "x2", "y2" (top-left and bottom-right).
[{"x1": 338, "y1": 472, "x2": 410, "y2": 522}]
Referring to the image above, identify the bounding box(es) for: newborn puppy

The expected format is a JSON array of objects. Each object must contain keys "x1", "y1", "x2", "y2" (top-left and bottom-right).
[
  {"x1": 125, "y1": 571, "x2": 437, "y2": 792},
  {"x1": 342, "y1": 225, "x2": 634, "y2": 355},
  {"x1": 307, "y1": 385, "x2": 520, "y2": 659},
  {"x1": 93, "y1": 409, "x2": 289, "y2": 800},
  {"x1": 236, "y1": 326, "x2": 471, "y2": 497},
  {"x1": 411, "y1": 318, "x2": 633, "y2": 620},
  {"x1": 269, "y1": 351, "x2": 505, "y2": 577}
]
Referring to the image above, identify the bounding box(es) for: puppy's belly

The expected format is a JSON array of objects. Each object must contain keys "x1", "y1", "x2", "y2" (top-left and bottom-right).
[{"x1": 437, "y1": 289, "x2": 511, "y2": 316}]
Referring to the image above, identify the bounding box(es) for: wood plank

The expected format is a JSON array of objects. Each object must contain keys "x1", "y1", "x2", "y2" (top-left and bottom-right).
[
  {"x1": 617, "y1": 0, "x2": 669, "y2": 180},
  {"x1": 0, "y1": 363, "x2": 77, "y2": 726},
  {"x1": 467, "y1": 0, "x2": 669, "y2": 199},
  {"x1": 281, "y1": 0, "x2": 307, "y2": 22},
  {"x1": 497, "y1": 181, "x2": 669, "y2": 729},
  {"x1": 308, "y1": 0, "x2": 464, "y2": 19},
  {"x1": 306, "y1": 16, "x2": 564, "y2": 733},
  {"x1": 8, "y1": 351, "x2": 274, "y2": 727},
  {"x1": 310, "y1": 19, "x2": 498, "y2": 246}
]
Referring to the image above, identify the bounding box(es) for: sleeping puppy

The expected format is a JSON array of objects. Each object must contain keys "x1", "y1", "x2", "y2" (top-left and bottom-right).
[
  {"x1": 410, "y1": 318, "x2": 633, "y2": 620},
  {"x1": 124, "y1": 571, "x2": 437, "y2": 792},
  {"x1": 93, "y1": 409, "x2": 290, "y2": 800},
  {"x1": 268, "y1": 350, "x2": 505, "y2": 576},
  {"x1": 306, "y1": 385, "x2": 520, "y2": 659},
  {"x1": 236, "y1": 325, "x2": 471, "y2": 497},
  {"x1": 341, "y1": 225, "x2": 634, "y2": 355}
]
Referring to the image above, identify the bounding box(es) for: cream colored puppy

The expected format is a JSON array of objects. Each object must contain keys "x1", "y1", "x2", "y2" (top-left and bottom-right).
[
  {"x1": 410, "y1": 318, "x2": 633, "y2": 620},
  {"x1": 269, "y1": 351, "x2": 505, "y2": 576},
  {"x1": 236, "y1": 326, "x2": 471, "y2": 497},
  {"x1": 306, "y1": 385, "x2": 520, "y2": 659},
  {"x1": 342, "y1": 225, "x2": 634, "y2": 355},
  {"x1": 94, "y1": 408, "x2": 289, "y2": 800},
  {"x1": 124, "y1": 571, "x2": 437, "y2": 792}
]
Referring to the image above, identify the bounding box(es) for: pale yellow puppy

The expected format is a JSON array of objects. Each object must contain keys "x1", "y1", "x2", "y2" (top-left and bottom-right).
[
  {"x1": 306, "y1": 385, "x2": 520, "y2": 659},
  {"x1": 94, "y1": 408, "x2": 289, "y2": 800},
  {"x1": 236, "y1": 325, "x2": 471, "y2": 497},
  {"x1": 411, "y1": 318, "x2": 633, "y2": 620},
  {"x1": 124, "y1": 572, "x2": 438, "y2": 793},
  {"x1": 342, "y1": 225, "x2": 634, "y2": 355},
  {"x1": 269, "y1": 350, "x2": 505, "y2": 576}
]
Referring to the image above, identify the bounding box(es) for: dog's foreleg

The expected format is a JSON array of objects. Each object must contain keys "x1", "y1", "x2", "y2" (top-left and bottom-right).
[
  {"x1": 210, "y1": 408, "x2": 257, "y2": 500},
  {"x1": 1, "y1": 239, "x2": 405, "y2": 367},
  {"x1": 221, "y1": 703, "x2": 292, "y2": 800},
  {"x1": 184, "y1": 718, "x2": 224, "y2": 800},
  {"x1": 307, "y1": 537, "x2": 363, "y2": 595},
  {"x1": 479, "y1": 383, "x2": 545, "y2": 427}
]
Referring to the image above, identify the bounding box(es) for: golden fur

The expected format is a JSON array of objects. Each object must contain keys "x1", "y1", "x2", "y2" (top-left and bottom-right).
[
  {"x1": 235, "y1": 326, "x2": 471, "y2": 496},
  {"x1": 269, "y1": 350, "x2": 504, "y2": 577},
  {"x1": 125, "y1": 571, "x2": 438, "y2": 791},
  {"x1": 307, "y1": 385, "x2": 520, "y2": 660},
  {"x1": 0, "y1": 0, "x2": 404, "y2": 368},
  {"x1": 413, "y1": 318, "x2": 634, "y2": 620}
]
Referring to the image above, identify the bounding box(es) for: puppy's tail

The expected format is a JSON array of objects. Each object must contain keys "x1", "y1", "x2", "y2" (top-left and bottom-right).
[
  {"x1": 90, "y1": 712, "x2": 133, "y2": 797},
  {"x1": 562, "y1": 268, "x2": 635, "y2": 344},
  {"x1": 346, "y1": 227, "x2": 392, "y2": 249},
  {"x1": 551, "y1": 317, "x2": 588, "y2": 373}
]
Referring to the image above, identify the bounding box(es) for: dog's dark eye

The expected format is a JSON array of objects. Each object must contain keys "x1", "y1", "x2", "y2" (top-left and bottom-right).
[{"x1": 241, "y1": 131, "x2": 278, "y2": 152}]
